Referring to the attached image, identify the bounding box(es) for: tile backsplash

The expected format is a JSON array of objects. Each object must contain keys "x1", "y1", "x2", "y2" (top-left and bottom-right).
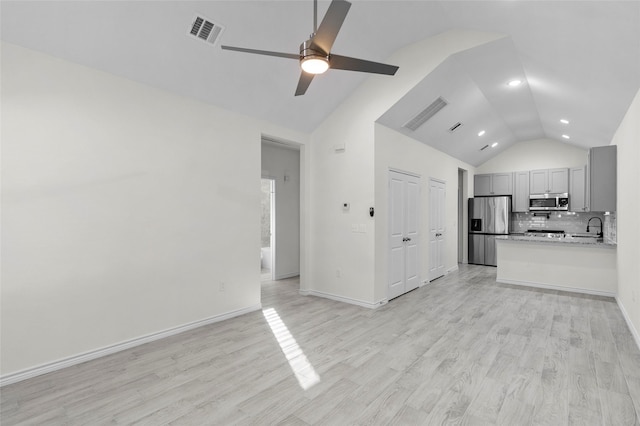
[{"x1": 512, "y1": 211, "x2": 616, "y2": 243}]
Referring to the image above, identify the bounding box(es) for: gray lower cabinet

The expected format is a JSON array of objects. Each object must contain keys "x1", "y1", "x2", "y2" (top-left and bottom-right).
[{"x1": 589, "y1": 146, "x2": 616, "y2": 212}]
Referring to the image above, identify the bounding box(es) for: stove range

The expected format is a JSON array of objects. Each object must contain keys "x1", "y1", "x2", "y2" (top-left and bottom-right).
[{"x1": 524, "y1": 229, "x2": 566, "y2": 238}]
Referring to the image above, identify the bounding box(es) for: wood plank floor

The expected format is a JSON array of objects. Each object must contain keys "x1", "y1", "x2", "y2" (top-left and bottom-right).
[{"x1": 2, "y1": 264, "x2": 639, "y2": 425}]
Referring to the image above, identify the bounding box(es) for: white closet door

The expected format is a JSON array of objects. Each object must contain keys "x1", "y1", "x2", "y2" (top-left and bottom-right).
[
  {"x1": 429, "y1": 178, "x2": 446, "y2": 281},
  {"x1": 388, "y1": 170, "x2": 420, "y2": 300}
]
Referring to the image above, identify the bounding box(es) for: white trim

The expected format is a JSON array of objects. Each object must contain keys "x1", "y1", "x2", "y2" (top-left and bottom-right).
[
  {"x1": 496, "y1": 278, "x2": 616, "y2": 298},
  {"x1": 388, "y1": 167, "x2": 421, "y2": 178},
  {"x1": 446, "y1": 265, "x2": 459, "y2": 274},
  {"x1": 616, "y1": 297, "x2": 640, "y2": 352},
  {"x1": 0, "y1": 304, "x2": 262, "y2": 387},
  {"x1": 300, "y1": 289, "x2": 386, "y2": 309},
  {"x1": 275, "y1": 272, "x2": 300, "y2": 280}
]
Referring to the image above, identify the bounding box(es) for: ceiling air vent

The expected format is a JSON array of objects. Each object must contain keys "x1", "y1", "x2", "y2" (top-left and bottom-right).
[
  {"x1": 189, "y1": 15, "x2": 224, "y2": 45},
  {"x1": 403, "y1": 97, "x2": 448, "y2": 131},
  {"x1": 448, "y1": 122, "x2": 463, "y2": 133},
  {"x1": 480, "y1": 144, "x2": 489, "y2": 151}
]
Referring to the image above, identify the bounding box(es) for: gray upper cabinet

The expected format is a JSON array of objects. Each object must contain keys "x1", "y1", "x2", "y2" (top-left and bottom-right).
[
  {"x1": 474, "y1": 174, "x2": 492, "y2": 196},
  {"x1": 569, "y1": 166, "x2": 588, "y2": 212},
  {"x1": 513, "y1": 171, "x2": 530, "y2": 212},
  {"x1": 589, "y1": 145, "x2": 617, "y2": 212},
  {"x1": 529, "y1": 168, "x2": 569, "y2": 194},
  {"x1": 474, "y1": 173, "x2": 513, "y2": 196}
]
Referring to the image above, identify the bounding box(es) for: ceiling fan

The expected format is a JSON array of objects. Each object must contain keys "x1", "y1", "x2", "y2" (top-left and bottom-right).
[{"x1": 221, "y1": 0, "x2": 399, "y2": 96}]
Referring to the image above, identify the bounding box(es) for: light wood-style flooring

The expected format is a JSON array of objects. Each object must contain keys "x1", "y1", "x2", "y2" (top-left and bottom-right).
[{"x1": 2, "y1": 264, "x2": 639, "y2": 425}]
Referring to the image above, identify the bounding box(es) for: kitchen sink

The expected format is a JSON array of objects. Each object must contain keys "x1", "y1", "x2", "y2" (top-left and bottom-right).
[{"x1": 563, "y1": 234, "x2": 603, "y2": 243}]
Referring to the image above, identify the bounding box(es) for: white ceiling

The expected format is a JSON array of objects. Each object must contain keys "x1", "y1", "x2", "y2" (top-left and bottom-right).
[{"x1": 2, "y1": 1, "x2": 639, "y2": 166}]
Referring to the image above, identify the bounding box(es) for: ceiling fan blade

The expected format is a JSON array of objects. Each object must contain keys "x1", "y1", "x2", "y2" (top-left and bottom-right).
[
  {"x1": 329, "y1": 54, "x2": 399, "y2": 75},
  {"x1": 295, "y1": 72, "x2": 315, "y2": 96},
  {"x1": 221, "y1": 45, "x2": 299, "y2": 60},
  {"x1": 311, "y1": 0, "x2": 351, "y2": 54}
]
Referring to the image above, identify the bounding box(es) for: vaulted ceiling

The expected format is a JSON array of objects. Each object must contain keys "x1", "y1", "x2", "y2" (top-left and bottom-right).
[{"x1": 2, "y1": 1, "x2": 639, "y2": 166}]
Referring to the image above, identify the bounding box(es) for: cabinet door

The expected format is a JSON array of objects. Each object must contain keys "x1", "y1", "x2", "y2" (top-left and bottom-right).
[
  {"x1": 529, "y1": 169, "x2": 548, "y2": 194},
  {"x1": 549, "y1": 168, "x2": 569, "y2": 193},
  {"x1": 513, "y1": 171, "x2": 530, "y2": 212},
  {"x1": 590, "y1": 146, "x2": 617, "y2": 212},
  {"x1": 474, "y1": 174, "x2": 492, "y2": 196},
  {"x1": 491, "y1": 173, "x2": 513, "y2": 195},
  {"x1": 569, "y1": 167, "x2": 587, "y2": 212}
]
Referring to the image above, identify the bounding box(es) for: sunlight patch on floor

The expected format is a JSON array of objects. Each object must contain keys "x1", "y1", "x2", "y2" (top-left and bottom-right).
[{"x1": 262, "y1": 308, "x2": 320, "y2": 390}]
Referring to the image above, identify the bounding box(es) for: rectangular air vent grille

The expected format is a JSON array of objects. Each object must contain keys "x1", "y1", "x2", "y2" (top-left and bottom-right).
[
  {"x1": 189, "y1": 15, "x2": 224, "y2": 45},
  {"x1": 403, "y1": 97, "x2": 448, "y2": 131},
  {"x1": 449, "y1": 122, "x2": 463, "y2": 132}
]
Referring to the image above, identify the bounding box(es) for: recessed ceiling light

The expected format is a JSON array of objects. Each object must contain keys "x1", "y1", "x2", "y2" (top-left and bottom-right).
[
  {"x1": 491, "y1": 142, "x2": 499, "y2": 148},
  {"x1": 560, "y1": 119, "x2": 569, "y2": 124},
  {"x1": 562, "y1": 134, "x2": 570, "y2": 139},
  {"x1": 478, "y1": 130, "x2": 486, "y2": 137},
  {"x1": 508, "y1": 79, "x2": 522, "y2": 87}
]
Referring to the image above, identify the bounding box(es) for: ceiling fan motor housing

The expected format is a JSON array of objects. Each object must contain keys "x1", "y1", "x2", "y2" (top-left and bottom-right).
[
  {"x1": 300, "y1": 39, "x2": 330, "y2": 74},
  {"x1": 300, "y1": 39, "x2": 328, "y2": 60}
]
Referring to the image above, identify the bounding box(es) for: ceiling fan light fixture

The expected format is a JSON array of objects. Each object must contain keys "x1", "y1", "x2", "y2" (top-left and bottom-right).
[{"x1": 301, "y1": 55, "x2": 329, "y2": 74}]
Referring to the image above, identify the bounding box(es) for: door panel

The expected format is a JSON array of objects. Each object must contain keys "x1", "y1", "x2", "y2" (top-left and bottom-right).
[
  {"x1": 405, "y1": 177, "x2": 420, "y2": 291},
  {"x1": 388, "y1": 170, "x2": 420, "y2": 300},
  {"x1": 389, "y1": 174, "x2": 406, "y2": 300},
  {"x1": 429, "y1": 179, "x2": 446, "y2": 281}
]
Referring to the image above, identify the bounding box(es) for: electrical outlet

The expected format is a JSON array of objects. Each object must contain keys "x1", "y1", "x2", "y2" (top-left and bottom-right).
[{"x1": 219, "y1": 282, "x2": 225, "y2": 292}]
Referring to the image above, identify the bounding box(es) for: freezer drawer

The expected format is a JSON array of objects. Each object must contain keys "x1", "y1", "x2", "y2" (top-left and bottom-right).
[
  {"x1": 485, "y1": 235, "x2": 497, "y2": 266},
  {"x1": 468, "y1": 234, "x2": 485, "y2": 265}
]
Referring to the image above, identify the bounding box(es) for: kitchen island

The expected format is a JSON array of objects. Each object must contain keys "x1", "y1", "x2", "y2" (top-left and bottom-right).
[{"x1": 495, "y1": 236, "x2": 617, "y2": 297}]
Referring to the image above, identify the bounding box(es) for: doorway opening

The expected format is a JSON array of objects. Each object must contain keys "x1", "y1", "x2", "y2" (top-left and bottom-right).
[{"x1": 261, "y1": 178, "x2": 275, "y2": 282}]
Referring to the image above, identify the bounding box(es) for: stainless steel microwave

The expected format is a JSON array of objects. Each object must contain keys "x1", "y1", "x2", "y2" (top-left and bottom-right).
[{"x1": 529, "y1": 193, "x2": 569, "y2": 211}]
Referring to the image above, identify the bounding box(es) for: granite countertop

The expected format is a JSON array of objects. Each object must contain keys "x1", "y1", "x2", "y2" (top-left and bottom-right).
[{"x1": 497, "y1": 234, "x2": 617, "y2": 248}]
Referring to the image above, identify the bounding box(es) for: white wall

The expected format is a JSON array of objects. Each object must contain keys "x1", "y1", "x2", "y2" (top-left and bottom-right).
[
  {"x1": 261, "y1": 142, "x2": 300, "y2": 279},
  {"x1": 374, "y1": 124, "x2": 475, "y2": 303},
  {"x1": 307, "y1": 30, "x2": 504, "y2": 306},
  {"x1": 0, "y1": 42, "x2": 308, "y2": 377},
  {"x1": 476, "y1": 138, "x2": 588, "y2": 173},
  {"x1": 611, "y1": 88, "x2": 640, "y2": 346}
]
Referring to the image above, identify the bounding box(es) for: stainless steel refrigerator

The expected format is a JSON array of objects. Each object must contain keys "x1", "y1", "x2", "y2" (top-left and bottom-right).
[{"x1": 468, "y1": 196, "x2": 511, "y2": 266}]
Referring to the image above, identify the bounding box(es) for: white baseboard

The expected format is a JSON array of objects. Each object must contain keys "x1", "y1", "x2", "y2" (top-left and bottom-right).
[
  {"x1": 0, "y1": 304, "x2": 262, "y2": 387},
  {"x1": 496, "y1": 278, "x2": 616, "y2": 298},
  {"x1": 446, "y1": 265, "x2": 459, "y2": 274},
  {"x1": 299, "y1": 289, "x2": 386, "y2": 309},
  {"x1": 274, "y1": 272, "x2": 299, "y2": 280},
  {"x1": 616, "y1": 297, "x2": 640, "y2": 352}
]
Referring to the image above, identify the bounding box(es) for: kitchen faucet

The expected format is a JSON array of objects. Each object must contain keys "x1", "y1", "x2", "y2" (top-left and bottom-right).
[{"x1": 586, "y1": 217, "x2": 603, "y2": 238}]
